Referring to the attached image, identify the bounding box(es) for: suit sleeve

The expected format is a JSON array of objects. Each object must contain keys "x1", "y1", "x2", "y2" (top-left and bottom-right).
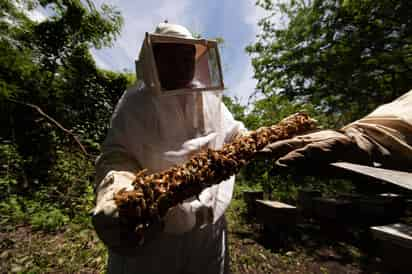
[
  {"x1": 342, "y1": 90, "x2": 412, "y2": 171},
  {"x1": 221, "y1": 102, "x2": 248, "y2": 143}
]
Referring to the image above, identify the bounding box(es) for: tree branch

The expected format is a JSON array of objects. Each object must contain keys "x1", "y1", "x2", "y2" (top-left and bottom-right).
[{"x1": 7, "y1": 98, "x2": 91, "y2": 157}]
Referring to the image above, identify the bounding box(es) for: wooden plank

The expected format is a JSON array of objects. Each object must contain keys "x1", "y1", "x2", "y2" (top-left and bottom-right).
[
  {"x1": 371, "y1": 223, "x2": 412, "y2": 272},
  {"x1": 332, "y1": 162, "x2": 412, "y2": 191},
  {"x1": 256, "y1": 200, "x2": 296, "y2": 209},
  {"x1": 371, "y1": 223, "x2": 412, "y2": 248}
]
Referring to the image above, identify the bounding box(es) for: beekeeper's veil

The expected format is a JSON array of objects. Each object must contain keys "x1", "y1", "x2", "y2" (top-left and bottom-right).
[
  {"x1": 129, "y1": 22, "x2": 226, "y2": 169},
  {"x1": 135, "y1": 22, "x2": 224, "y2": 96}
]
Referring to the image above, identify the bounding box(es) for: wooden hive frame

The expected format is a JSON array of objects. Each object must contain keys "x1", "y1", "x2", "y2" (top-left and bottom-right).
[{"x1": 114, "y1": 112, "x2": 317, "y2": 242}]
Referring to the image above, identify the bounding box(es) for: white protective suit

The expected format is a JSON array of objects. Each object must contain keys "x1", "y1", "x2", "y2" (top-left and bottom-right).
[{"x1": 92, "y1": 23, "x2": 246, "y2": 274}]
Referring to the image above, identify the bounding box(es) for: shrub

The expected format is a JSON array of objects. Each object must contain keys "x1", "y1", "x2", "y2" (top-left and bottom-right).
[
  {"x1": 0, "y1": 141, "x2": 25, "y2": 197},
  {"x1": 30, "y1": 206, "x2": 70, "y2": 232}
]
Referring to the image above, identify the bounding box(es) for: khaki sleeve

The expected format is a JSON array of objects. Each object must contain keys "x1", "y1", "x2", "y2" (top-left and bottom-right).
[{"x1": 343, "y1": 90, "x2": 412, "y2": 170}]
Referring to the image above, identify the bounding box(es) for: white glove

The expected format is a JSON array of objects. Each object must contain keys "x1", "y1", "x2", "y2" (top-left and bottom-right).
[
  {"x1": 92, "y1": 171, "x2": 149, "y2": 255},
  {"x1": 93, "y1": 170, "x2": 215, "y2": 254},
  {"x1": 93, "y1": 171, "x2": 136, "y2": 217}
]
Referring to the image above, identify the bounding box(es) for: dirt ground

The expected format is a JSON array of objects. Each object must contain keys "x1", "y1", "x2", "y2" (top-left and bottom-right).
[
  {"x1": 0, "y1": 222, "x2": 392, "y2": 274},
  {"x1": 227, "y1": 222, "x2": 387, "y2": 274},
  {"x1": 0, "y1": 224, "x2": 106, "y2": 273},
  {"x1": 1, "y1": 200, "x2": 405, "y2": 273}
]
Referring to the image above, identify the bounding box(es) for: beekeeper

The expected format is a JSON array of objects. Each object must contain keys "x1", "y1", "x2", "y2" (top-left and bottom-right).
[
  {"x1": 260, "y1": 90, "x2": 412, "y2": 172},
  {"x1": 92, "y1": 22, "x2": 245, "y2": 274}
]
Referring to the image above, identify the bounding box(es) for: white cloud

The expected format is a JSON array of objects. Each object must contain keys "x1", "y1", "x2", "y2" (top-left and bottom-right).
[
  {"x1": 226, "y1": 60, "x2": 256, "y2": 104},
  {"x1": 27, "y1": 8, "x2": 47, "y2": 22},
  {"x1": 92, "y1": 52, "x2": 113, "y2": 70},
  {"x1": 243, "y1": 1, "x2": 267, "y2": 41},
  {"x1": 222, "y1": 1, "x2": 268, "y2": 104},
  {"x1": 91, "y1": 0, "x2": 195, "y2": 71},
  {"x1": 12, "y1": 1, "x2": 47, "y2": 23}
]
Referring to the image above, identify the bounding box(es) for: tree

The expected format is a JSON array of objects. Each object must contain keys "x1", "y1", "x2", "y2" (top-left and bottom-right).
[
  {"x1": 247, "y1": 0, "x2": 412, "y2": 125},
  {"x1": 0, "y1": 0, "x2": 129, "y2": 190}
]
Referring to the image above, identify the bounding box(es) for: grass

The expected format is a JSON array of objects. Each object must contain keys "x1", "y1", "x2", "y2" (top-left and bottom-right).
[{"x1": 0, "y1": 222, "x2": 107, "y2": 273}]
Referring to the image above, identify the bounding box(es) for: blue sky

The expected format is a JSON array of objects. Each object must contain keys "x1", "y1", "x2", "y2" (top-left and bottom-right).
[{"x1": 89, "y1": 0, "x2": 267, "y2": 103}]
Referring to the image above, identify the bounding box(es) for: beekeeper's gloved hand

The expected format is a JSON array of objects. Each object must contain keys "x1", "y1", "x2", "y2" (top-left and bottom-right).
[
  {"x1": 258, "y1": 127, "x2": 387, "y2": 173},
  {"x1": 92, "y1": 171, "x2": 214, "y2": 255},
  {"x1": 92, "y1": 171, "x2": 163, "y2": 255},
  {"x1": 260, "y1": 90, "x2": 412, "y2": 173}
]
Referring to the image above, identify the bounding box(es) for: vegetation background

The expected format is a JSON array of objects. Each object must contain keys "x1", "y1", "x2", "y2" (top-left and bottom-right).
[{"x1": 1, "y1": 0, "x2": 411, "y2": 272}]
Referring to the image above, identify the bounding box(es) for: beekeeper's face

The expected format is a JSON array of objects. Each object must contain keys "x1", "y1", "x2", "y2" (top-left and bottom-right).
[{"x1": 152, "y1": 43, "x2": 196, "y2": 90}]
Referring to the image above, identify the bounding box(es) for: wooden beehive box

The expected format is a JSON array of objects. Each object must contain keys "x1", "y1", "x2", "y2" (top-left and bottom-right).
[
  {"x1": 297, "y1": 189, "x2": 321, "y2": 217},
  {"x1": 255, "y1": 200, "x2": 301, "y2": 226},
  {"x1": 312, "y1": 197, "x2": 354, "y2": 222},
  {"x1": 357, "y1": 194, "x2": 405, "y2": 224},
  {"x1": 243, "y1": 190, "x2": 264, "y2": 217},
  {"x1": 371, "y1": 223, "x2": 412, "y2": 272}
]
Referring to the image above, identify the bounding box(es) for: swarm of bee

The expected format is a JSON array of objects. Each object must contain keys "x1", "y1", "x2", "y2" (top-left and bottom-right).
[{"x1": 114, "y1": 112, "x2": 316, "y2": 242}]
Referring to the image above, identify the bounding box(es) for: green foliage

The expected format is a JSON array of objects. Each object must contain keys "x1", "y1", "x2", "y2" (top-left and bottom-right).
[
  {"x1": 0, "y1": 141, "x2": 25, "y2": 197},
  {"x1": 0, "y1": 147, "x2": 95, "y2": 231},
  {"x1": 0, "y1": 0, "x2": 130, "y2": 200},
  {"x1": 226, "y1": 196, "x2": 248, "y2": 230},
  {"x1": 224, "y1": 88, "x2": 355, "y2": 203},
  {"x1": 248, "y1": 0, "x2": 412, "y2": 125},
  {"x1": 0, "y1": 195, "x2": 68, "y2": 231},
  {"x1": 30, "y1": 206, "x2": 69, "y2": 231},
  {"x1": 224, "y1": 0, "x2": 412, "y2": 204},
  {"x1": 0, "y1": 0, "x2": 127, "y2": 233},
  {"x1": 1, "y1": 0, "x2": 127, "y2": 183},
  {"x1": 223, "y1": 95, "x2": 248, "y2": 122},
  {"x1": 0, "y1": 195, "x2": 27, "y2": 226},
  {"x1": 45, "y1": 148, "x2": 95, "y2": 217}
]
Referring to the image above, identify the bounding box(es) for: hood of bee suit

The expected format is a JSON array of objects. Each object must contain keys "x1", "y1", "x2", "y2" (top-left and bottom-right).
[
  {"x1": 135, "y1": 23, "x2": 194, "y2": 91},
  {"x1": 154, "y1": 22, "x2": 194, "y2": 38},
  {"x1": 135, "y1": 22, "x2": 224, "y2": 96}
]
